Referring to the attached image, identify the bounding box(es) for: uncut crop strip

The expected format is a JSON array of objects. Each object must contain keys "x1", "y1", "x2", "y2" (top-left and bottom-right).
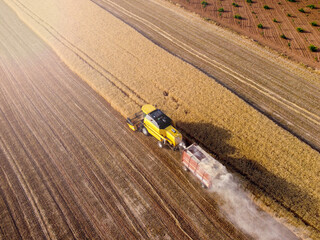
[
  {"x1": 91, "y1": 0, "x2": 320, "y2": 151},
  {"x1": 97, "y1": 0, "x2": 320, "y2": 126}
]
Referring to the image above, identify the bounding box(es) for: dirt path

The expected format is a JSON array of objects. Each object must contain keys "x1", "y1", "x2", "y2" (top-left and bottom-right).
[
  {"x1": 0, "y1": 1, "x2": 260, "y2": 239},
  {"x1": 91, "y1": 0, "x2": 320, "y2": 152}
]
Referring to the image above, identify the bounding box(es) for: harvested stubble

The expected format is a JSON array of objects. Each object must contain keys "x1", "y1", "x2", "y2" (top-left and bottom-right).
[{"x1": 5, "y1": 0, "x2": 320, "y2": 238}]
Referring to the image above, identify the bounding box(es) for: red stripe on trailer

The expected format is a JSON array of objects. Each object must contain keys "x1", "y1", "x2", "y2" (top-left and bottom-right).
[{"x1": 181, "y1": 143, "x2": 214, "y2": 189}]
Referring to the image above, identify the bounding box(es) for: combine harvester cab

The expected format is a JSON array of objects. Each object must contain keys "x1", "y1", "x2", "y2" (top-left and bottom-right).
[{"x1": 182, "y1": 143, "x2": 220, "y2": 189}]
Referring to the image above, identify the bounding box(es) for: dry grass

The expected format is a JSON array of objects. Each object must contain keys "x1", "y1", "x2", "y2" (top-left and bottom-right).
[{"x1": 5, "y1": 0, "x2": 320, "y2": 238}]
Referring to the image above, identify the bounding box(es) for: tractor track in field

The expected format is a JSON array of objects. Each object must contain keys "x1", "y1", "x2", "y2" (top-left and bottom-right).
[{"x1": 0, "y1": 2, "x2": 259, "y2": 239}]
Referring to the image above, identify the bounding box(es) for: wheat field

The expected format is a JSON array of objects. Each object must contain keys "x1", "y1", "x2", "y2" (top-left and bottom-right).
[{"x1": 5, "y1": 0, "x2": 320, "y2": 238}]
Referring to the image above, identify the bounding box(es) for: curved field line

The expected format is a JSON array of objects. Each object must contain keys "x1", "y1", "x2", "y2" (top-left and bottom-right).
[{"x1": 100, "y1": 0, "x2": 320, "y2": 126}]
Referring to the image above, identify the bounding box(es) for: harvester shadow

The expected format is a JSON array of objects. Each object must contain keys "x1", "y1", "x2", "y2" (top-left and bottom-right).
[
  {"x1": 177, "y1": 121, "x2": 236, "y2": 156},
  {"x1": 177, "y1": 121, "x2": 319, "y2": 231}
]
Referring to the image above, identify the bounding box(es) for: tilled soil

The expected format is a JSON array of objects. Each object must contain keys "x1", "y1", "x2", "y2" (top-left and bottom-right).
[
  {"x1": 0, "y1": 2, "x2": 257, "y2": 239},
  {"x1": 169, "y1": 0, "x2": 320, "y2": 69}
]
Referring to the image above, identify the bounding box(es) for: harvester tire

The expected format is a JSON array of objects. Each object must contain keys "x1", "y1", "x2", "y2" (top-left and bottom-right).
[
  {"x1": 157, "y1": 141, "x2": 164, "y2": 148},
  {"x1": 142, "y1": 127, "x2": 149, "y2": 136},
  {"x1": 201, "y1": 183, "x2": 207, "y2": 189}
]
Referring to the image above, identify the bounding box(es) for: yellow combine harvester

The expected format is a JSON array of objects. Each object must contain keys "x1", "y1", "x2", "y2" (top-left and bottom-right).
[{"x1": 127, "y1": 104, "x2": 185, "y2": 150}]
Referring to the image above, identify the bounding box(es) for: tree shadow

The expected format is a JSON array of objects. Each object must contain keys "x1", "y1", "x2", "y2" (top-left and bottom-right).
[
  {"x1": 281, "y1": 35, "x2": 291, "y2": 40},
  {"x1": 177, "y1": 121, "x2": 319, "y2": 232},
  {"x1": 259, "y1": 26, "x2": 270, "y2": 30},
  {"x1": 299, "y1": 30, "x2": 311, "y2": 33}
]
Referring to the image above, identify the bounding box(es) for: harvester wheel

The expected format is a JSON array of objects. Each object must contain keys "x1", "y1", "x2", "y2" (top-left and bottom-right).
[
  {"x1": 179, "y1": 141, "x2": 186, "y2": 152},
  {"x1": 183, "y1": 166, "x2": 189, "y2": 172},
  {"x1": 157, "y1": 141, "x2": 164, "y2": 148},
  {"x1": 142, "y1": 127, "x2": 149, "y2": 136},
  {"x1": 201, "y1": 183, "x2": 207, "y2": 189}
]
